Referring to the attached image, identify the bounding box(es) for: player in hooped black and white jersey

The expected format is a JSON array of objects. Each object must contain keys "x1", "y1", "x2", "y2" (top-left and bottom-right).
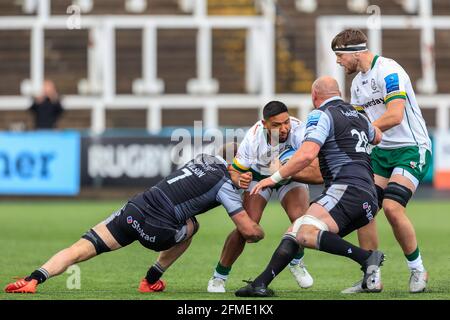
[
  {"x1": 5, "y1": 144, "x2": 264, "y2": 294},
  {"x1": 236, "y1": 76, "x2": 384, "y2": 297}
]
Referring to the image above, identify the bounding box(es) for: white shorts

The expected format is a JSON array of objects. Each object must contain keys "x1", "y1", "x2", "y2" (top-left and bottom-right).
[{"x1": 247, "y1": 180, "x2": 309, "y2": 202}]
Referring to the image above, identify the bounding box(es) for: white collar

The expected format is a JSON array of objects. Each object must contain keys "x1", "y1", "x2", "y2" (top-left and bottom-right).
[{"x1": 319, "y1": 96, "x2": 342, "y2": 108}]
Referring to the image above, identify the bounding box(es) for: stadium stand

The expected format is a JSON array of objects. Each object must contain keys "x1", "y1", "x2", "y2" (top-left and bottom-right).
[{"x1": 0, "y1": 0, "x2": 449, "y2": 131}]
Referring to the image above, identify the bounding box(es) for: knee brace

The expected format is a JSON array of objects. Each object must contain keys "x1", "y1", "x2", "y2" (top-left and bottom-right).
[
  {"x1": 384, "y1": 182, "x2": 413, "y2": 208},
  {"x1": 286, "y1": 214, "x2": 329, "y2": 238},
  {"x1": 81, "y1": 229, "x2": 111, "y2": 255},
  {"x1": 375, "y1": 184, "x2": 384, "y2": 210}
]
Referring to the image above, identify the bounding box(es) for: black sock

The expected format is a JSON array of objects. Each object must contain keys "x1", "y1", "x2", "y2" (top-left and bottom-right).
[
  {"x1": 25, "y1": 268, "x2": 49, "y2": 284},
  {"x1": 146, "y1": 262, "x2": 165, "y2": 284},
  {"x1": 252, "y1": 235, "x2": 299, "y2": 288},
  {"x1": 317, "y1": 231, "x2": 370, "y2": 266}
]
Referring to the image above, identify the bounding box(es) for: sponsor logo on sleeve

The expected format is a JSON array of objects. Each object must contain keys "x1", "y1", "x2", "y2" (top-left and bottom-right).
[
  {"x1": 306, "y1": 111, "x2": 321, "y2": 128},
  {"x1": 384, "y1": 73, "x2": 400, "y2": 93}
]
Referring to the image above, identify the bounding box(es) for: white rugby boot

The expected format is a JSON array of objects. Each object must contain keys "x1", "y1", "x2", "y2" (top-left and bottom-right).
[
  {"x1": 409, "y1": 269, "x2": 428, "y2": 293},
  {"x1": 362, "y1": 250, "x2": 385, "y2": 292},
  {"x1": 288, "y1": 261, "x2": 313, "y2": 289},
  {"x1": 341, "y1": 268, "x2": 383, "y2": 293},
  {"x1": 207, "y1": 277, "x2": 226, "y2": 293}
]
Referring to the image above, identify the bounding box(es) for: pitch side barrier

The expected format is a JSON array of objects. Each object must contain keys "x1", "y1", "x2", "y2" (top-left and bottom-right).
[
  {"x1": 0, "y1": 130, "x2": 435, "y2": 196},
  {"x1": 0, "y1": 130, "x2": 80, "y2": 195},
  {"x1": 80, "y1": 129, "x2": 246, "y2": 188}
]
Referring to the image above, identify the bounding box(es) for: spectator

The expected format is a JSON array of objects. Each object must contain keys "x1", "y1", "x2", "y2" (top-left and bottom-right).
[{"x1": 29, "y1": 80, "x2": 64, "y2": 129}]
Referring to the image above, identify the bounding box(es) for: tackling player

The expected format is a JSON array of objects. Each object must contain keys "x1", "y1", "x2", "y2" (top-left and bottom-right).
[
  {"x1": 4, "y1": 144, "x2": 264, "y2": 294},
  {"x1": 332, "y1": 29, "x2": 431, "y2": 293},
  {"x1": 207, "y1": 101, "x2": 323, "y2": 293},
  {"x1": 235, "y1": 76, "x2": 384, "y2": 297}
]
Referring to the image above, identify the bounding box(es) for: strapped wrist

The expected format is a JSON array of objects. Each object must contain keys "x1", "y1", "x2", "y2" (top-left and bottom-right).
[{"x1": 270, "y1": 171, "x2": 283, "y2": 183}]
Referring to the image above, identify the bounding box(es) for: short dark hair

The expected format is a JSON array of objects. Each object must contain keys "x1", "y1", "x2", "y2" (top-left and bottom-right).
[
  {"x1": 263, "y1": 101, "x2": 288, "y2": 120},
  {"x1": 331, "y1": 29, "x2": 368, "y2": 51}
]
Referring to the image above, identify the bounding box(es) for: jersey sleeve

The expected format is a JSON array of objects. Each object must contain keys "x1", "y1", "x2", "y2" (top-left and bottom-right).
[
  {"x1": 303, "y1": 109, "x2": 331, "y2": 146},
  {"x1": 378, "y1": 62, "x2": 407, "y2": 105},
  {"x1": 216, "y1": 180, "x2": 244, "y2": 217},
  {"x1": 232, "y1": 130, "x2": 252, "y2": 173}
]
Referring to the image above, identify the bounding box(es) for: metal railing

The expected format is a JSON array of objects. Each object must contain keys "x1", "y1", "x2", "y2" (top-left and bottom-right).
[{"x1": 0, "y1": 0, "x2": 449, "y2": 133}]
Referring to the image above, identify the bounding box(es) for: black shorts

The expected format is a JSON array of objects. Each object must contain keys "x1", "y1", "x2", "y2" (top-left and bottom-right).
[
  {"x1": 312, "y1": 184, "x2": 378, "y2": 237},
  {"x1": 104, "y1": 202, "x2": 189, "y2": 252}
]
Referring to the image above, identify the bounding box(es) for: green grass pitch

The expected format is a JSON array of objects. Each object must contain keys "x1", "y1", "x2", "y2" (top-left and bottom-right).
[{"x1": 0, "y1": 200, "x2": 449, "y2": 300}]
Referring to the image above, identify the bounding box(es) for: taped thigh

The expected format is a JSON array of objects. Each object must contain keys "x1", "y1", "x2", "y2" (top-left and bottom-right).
[{"x1": 384, "y1": 182, "x2": 413, "y2": 208}]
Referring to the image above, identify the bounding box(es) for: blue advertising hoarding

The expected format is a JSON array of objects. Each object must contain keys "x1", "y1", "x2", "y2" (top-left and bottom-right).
[{"x1": 0, "y1": 131, "x2": 80, "y2": 195}]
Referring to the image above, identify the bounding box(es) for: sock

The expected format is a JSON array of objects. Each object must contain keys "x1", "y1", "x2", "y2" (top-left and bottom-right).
[
  {"x1": 25, "y1": 268, "x2": 49, "y2": 284},
  {"x1": 146, "y1": 262, "x2": 165, "y2": 284},
  {"x1": 317, "y1": 231, "x2": 371, "y2": 266},
  {"x1": 289, "y1": 248, "x2": 305, "y2": 266},
  {"x1": 252, "y1": 235, "x2": 299, "y2": 288},
  {"x1": 405, "y1": 247, "x2": 425, "y2": 272},
  {"x1": 213, "y1": 263, "x2": 231, "y2": 281}
]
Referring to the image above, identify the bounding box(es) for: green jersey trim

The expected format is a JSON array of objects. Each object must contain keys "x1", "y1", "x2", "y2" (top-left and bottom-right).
[
  {"x1": 404, "y1": 102, "x2": 419, "y2": 145},
  {"x1": 371, "y1": 55, "x2": 380, "y2": 70},
  {"x1": 406, "y1": 94, "x2": 429, "y2": 141},
  {"x1": 385, "y1": 94, "x2": 407, "y2": 104}
]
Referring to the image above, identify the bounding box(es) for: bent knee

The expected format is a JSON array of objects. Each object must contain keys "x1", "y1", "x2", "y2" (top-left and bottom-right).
[
  {"x1": 185, "y1": 217, "x2": 200, "y2": 239},
  {"x1": 383, "y1": 199, "x2": 404, "y2": 215},
  {"x1": 296, "y1": 225, "x2": 318, "y2": 247}
]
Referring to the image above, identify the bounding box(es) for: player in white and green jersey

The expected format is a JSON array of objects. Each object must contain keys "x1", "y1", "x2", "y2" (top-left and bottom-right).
[
  {"x1": 207, "y1": 101, "x2": 323, "y2": 293},
  {"x1": 332, "y1": 29, "x2": 430, "y2": 293}
]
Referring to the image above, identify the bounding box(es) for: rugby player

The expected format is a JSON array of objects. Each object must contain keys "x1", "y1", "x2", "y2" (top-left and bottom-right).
[
  {"x1": 4, "y1": 144, "x2": 264, "y2": 294},
  {"x1": 332, "y1": 29, "x2": 431, "y2": 293},
  {"x1": 207, "y1": 101, "x2": 323, "y2": 293},
  {"x1": 235, "y1": 76, "x2": 384, "y2": 297}
]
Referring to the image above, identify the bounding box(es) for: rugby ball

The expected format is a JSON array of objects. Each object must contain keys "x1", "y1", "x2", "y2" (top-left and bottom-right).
[
  {"x1": 279, "y1": 147, "x2": 296, "y2": 165},
  {"x1": 277, "y1": 147, "x2": 296, "y2": 184}
]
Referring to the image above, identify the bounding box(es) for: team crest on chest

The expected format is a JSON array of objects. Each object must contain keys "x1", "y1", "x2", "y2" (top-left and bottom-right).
[
  {"x1": 371, "y1": 78, "x2": 377, "y2": 90},
  {"x1": 371, "y1": 78, "x2": 380, "y2": 94}
]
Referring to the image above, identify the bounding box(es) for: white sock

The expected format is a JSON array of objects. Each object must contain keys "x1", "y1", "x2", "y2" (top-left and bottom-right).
[
  {"x1": 213, "y1": 271, "x2": 228, "y2": 281},
  {"x1": 407, "y1": 254, "x2": 425, "y2": 272}
]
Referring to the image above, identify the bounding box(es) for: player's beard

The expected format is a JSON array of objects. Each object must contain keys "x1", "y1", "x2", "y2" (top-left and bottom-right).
[
  {"x1": 279, "y1": 130, "x2": 289, "y2": 143},
  {"x1": 345, "y1": 60, "x2": 358, "y2": 75}
]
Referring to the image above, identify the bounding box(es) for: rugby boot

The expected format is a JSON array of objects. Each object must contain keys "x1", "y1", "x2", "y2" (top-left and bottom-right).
[
  {"x1": 361, "y1": 250, "x2": 385, "y2": 292},
  {"x1": 139, "y1": 278, "x2": 166, "y2": 293},
  {"x1": 341, "y1": 269, "x2": 383, "y2": 293},
  {"x1": 409, "y1": 269, "x2": 428, "y2": 293},
  {"x1": 235, "y1": 280, "x2": 274, "y2": 297},
  {"x1": 288, "y1": 261, "x2": 313, "y2": 289},
  {"x1": 4, "y1": 278, "x2": 38, "y2": 293},
  {"x1": 207, "y1": 277, "x2": 226, "y2": 293}
]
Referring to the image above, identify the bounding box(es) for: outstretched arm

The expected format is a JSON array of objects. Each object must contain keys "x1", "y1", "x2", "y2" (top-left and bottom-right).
[
  {"x1": 291, "y1": 157, "x2": 323, "y2": 185},
  {"x1": 250, "y1": 142, "x2": 321, "y2": 195}
]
